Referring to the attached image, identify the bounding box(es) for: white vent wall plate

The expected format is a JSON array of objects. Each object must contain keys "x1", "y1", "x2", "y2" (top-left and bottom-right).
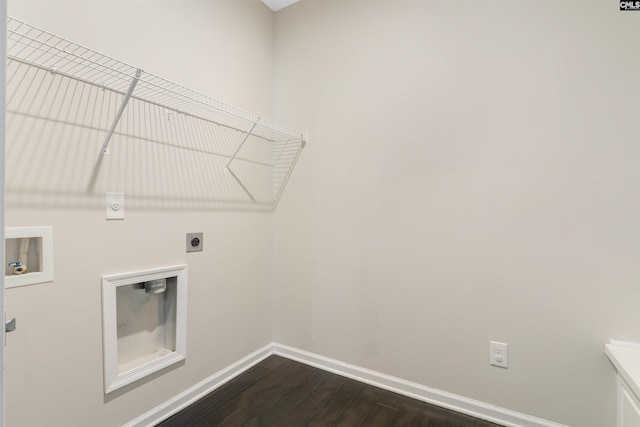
[
  {"x1": 102, "y1": 265, "x2": 187, "y2": 394},
  {"x1": 5, "y1": 226, "x2": 53, "y2": 288}
]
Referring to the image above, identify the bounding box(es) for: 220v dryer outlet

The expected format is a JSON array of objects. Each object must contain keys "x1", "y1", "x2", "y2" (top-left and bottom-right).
[{"x1": 186, "y1": 233, "x2": 203, "y2": 252}]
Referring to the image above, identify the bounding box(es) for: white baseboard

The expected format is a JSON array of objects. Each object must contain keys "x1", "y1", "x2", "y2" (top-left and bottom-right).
[
  {"x1": 272, "y1": 343, "x2": 568, "y2": 427},
  {"x1": 122, "y1": 344, "x2": 273, "y2": 427},
  {"x1": 124, "y1": 342, "x2": 568, "y2": 427}
]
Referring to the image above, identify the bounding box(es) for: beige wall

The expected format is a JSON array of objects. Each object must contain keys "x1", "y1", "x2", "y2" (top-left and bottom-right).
[
  {"x1": 4, "y1": 1, "x2": 639, "y2": 426},
  {"x1": 272, "y1": 1, "x2": 640, "y2": 427},
  {"x1": 5, "y1": 1, "x2": 275, "y2": 426}
]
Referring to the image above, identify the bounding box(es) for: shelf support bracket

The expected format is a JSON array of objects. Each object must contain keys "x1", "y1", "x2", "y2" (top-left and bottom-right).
[
  {"x1": 226, "y1": 167, "x2": 256, "y2": 203},
  {"x1": 224, "y1": 119, "x2": 259, "y2": 202},
  {"x1": 225, "y1": 119, "x2": 259, "y2": 170},
  {"x1": 100, "y1": 68, "x2": 142, "y2": 154}
]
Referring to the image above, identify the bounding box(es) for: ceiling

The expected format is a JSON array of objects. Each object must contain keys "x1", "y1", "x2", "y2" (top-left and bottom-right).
[{"x1": 261, "y1": 0, "x2": 301, "y2": 12}]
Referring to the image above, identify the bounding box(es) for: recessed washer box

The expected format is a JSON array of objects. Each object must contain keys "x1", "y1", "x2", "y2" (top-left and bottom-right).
[
  {"x1": 5, "y1": 226, "x2": 53, "y2": 288},
  {"x1": 101, "y1": 265, "x2": 187, "y2": 394}
]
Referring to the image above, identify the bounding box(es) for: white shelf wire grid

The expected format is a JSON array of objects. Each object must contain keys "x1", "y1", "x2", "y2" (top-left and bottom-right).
[{"x1": 5, "y1": 16, "x2": 305, "y2": 210}]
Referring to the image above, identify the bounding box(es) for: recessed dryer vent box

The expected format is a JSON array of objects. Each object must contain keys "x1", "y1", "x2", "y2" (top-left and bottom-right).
[
  {"x1": 5, "y1": 226, "x2": 53, "y2": 288},
  {"x1": 101, "y1": 265, "x2": 187, "y2": 394}
]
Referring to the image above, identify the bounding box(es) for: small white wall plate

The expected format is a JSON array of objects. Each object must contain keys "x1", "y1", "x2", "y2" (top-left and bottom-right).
[{"x1": 106, "y1": 192, "x2": 125, "y2": 220}]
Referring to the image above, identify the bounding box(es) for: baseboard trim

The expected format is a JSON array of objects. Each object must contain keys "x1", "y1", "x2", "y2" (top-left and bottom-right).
[
  {"x1": 272, "y1": 343, "x2": 568, "y2": 427},
  {"x1": 122, "y1": 344, "x2": 273, "y2": 427},
  {"x1": 124, "y1": 342, "x2": 568, "y2": 427}
]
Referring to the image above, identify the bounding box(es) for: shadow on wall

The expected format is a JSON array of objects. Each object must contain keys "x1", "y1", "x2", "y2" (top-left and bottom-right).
[{"x1": 5, "y1": 58, "x2": 303, "y2": 212}]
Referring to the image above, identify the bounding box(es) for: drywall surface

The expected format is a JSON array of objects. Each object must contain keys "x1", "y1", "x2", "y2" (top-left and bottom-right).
[
  {"x1": 272, "y1": 1, "x2": 640, "y2": 426},
  {"x1": 5, "y1": 1, "x2": 275, "y2": 426}
]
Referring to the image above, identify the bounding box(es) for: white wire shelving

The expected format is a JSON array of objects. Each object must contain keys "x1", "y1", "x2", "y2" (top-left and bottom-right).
[{"x1": 5, "y1": 16, "x2": 306, "y2": 210}]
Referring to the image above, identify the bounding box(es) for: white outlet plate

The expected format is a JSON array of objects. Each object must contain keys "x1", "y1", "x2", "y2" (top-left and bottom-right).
[
  {"x1": 106, "y1": 193, "x2": 125, "y2": 220},
  {"x1": 490, "y1": 341, "x2": 508, "y2": 368}
]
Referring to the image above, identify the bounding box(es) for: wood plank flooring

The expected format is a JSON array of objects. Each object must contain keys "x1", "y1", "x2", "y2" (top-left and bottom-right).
[{"x1": 157, "y1": 355, "x2": 502, "y2": 427}]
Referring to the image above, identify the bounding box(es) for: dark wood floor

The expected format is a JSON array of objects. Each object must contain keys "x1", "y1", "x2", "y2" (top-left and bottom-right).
[{"x1": 157, "y1": 355, "x2": 502, "y2": 427}]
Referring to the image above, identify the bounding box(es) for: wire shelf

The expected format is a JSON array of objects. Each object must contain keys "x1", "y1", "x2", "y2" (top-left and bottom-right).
[{"x1": 5, "y1": 16, "x2": 305, "y2": 210}]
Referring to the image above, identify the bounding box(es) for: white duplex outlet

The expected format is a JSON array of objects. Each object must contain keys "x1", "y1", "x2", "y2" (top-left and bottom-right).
[
  {"x1": 490, "y1": 341, "x2": 508, "y2": 368},
  {"x1": 106, "y1": 193, "x2": 125, "y2": 220}
]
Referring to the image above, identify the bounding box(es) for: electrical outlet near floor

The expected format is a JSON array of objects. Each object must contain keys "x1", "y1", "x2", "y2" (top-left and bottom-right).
[{"x1": 490, "y1": 341, "x2": 508, "y2": 368}]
